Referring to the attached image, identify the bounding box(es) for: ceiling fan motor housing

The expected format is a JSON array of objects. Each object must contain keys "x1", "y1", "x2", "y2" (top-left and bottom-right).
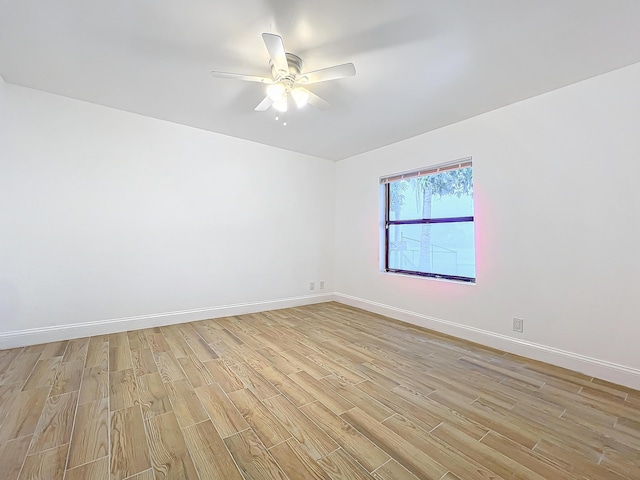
[{"x1": 271, "y1": 53, "x2": 304, "y2": 88}]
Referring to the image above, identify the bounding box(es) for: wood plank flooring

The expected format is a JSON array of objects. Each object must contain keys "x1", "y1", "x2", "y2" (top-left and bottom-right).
[{"x1": 1, "y1": 302, "x2": 639, "y2": 480}]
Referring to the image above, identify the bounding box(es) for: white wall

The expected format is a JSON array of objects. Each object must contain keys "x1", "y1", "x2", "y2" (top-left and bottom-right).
[
  {"x1": 335, "y1": 62, "x2": 640, "y2": 389},
  {"x1": 0, "y1": 82, "x2": 335, "y2": 346},
  {"x1": 3, "y1": 63, "x2": 640, "y2": 389}
]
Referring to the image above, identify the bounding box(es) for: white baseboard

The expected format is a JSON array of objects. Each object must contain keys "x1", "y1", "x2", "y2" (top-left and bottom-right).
[
  {"x1": 334, "y1": 293, "x2": 640, "y2": 391},
  {"x1": 0, "y1": 293, "x2": 334, "y2": 350},
  {"x1": 5, "y1": 291, "x2": 638, "y2": 390}
]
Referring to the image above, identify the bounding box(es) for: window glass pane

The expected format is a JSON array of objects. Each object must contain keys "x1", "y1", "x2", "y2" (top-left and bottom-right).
[
  {"x1": 388, "y1": 222, "x2": 476, "y2": 279},
  {"x1": 389, "y1": 167, "x2": 473, "y2": 220}
]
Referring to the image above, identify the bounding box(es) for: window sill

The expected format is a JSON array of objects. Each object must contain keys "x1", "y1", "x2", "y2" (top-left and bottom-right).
[{"x1": 381, "y1": 270, "x2": 476, "y2": 285}]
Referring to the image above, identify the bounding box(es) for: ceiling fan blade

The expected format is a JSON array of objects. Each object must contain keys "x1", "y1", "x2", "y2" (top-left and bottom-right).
[
  {"x1": 262, "y1": 33, "x2": 289, "y2": 75},
  {"x1": 254, "y1": 96, "x2": 274, "y2": 111},
  {"x1": 211, "y1": 71, "x2": 272, "y2": 83},
  {"x1": 299, "y1": 88, "x2": 330, "y2": 110},
  {"x1": 298, "y1": 63, "x2": 356, "y2": 85}
]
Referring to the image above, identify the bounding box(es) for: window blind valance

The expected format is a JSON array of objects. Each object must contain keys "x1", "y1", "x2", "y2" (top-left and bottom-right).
[{"x1": 380, "y1": 157, "x2": 472, "y2": 184}]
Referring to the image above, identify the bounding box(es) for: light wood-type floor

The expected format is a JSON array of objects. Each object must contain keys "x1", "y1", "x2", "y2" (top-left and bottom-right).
[{"x1": 0, "y1": 302, "x2": 639, "y2": 480}]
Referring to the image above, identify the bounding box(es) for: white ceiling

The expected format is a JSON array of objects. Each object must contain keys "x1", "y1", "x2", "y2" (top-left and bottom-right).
[{"x1": 2, "y1": 1, "x2": 640, "y2": 161}]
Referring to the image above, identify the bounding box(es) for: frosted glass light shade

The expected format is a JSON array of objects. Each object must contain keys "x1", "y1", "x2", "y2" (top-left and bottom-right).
[
  {"x1": 267, "y1": 83, "x2": 286, "y2": 101},
  {"x1": 291, "y1": 88, "x2": 310, "y2": 108},
  {"x1": 273, "y1": 94, "x2": 288, "y2": 112}
]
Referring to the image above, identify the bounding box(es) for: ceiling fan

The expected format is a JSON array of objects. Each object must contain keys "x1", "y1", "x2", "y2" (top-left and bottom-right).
[{"x1": 211, "y1": 33, "x2": 356, "y2": 113}]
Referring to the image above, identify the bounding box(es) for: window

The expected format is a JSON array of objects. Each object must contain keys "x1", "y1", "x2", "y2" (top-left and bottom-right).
[{"x1": 381, "y1": 159, "x2": 476, "y2": 283}]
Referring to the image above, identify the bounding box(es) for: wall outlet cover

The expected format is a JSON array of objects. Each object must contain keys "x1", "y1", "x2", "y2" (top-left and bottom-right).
[{"x1": 513, "y1": 317, "x2": 524, "y2": 333}]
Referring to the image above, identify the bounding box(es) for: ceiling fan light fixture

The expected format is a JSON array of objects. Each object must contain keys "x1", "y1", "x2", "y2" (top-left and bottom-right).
[
  {"x1": 273, "y1": 94, "x2": 288, "y2": 112},
  {"x1": 211, "y1": 33, "x2": 355, "y2": 113},
  {"x1": 291, "y1": 88, "x2": 310, "y2": 108},
  {"x1": 267, "y1": 83, "x2": 286, "y2": 101}
]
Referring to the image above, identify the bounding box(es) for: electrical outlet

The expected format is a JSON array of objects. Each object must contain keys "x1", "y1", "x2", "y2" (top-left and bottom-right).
[
  {"x1": 320, "y1": 281, "x2": 325, "y2": 289},
  {"x1": 513, "y1": 317, "x2": 524, "y2": 333},
  {"x1": 309, "y1": 282, "x2": 315, "y2": 291}
]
